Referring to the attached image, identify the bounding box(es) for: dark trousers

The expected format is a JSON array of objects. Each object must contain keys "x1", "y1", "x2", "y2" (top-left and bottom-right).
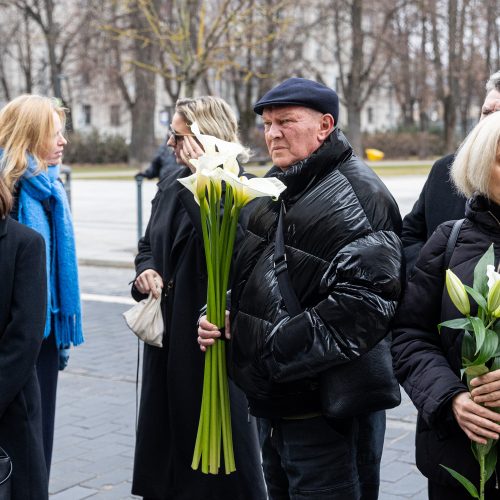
[
  {"x1": 258, "y1": 411, "x2": 385, "y2": 500},
  {"x1": 36, "y1": 332, "x2": 59, "y2": 478}
]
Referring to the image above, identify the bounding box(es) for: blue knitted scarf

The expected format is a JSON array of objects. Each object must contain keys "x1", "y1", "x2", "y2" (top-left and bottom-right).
[{"x1": 17, "y1": 155, "x2": 84, "y2": 347}]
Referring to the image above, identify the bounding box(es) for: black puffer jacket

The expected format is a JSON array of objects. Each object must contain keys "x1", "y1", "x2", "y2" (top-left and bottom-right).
[
  {"x1": 229, "y1": 130, "x2": 404, "y2": 417},
  {"x1": 392, "y1": 195, "x2": 500, "y2": 488}
]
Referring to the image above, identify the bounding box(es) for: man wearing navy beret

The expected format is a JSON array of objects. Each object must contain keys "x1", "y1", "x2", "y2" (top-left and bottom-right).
[{"x1": 199, "y1": 77, "x2": 403, "y2": 499}]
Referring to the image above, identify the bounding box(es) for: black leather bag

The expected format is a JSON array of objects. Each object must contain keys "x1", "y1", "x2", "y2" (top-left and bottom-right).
[
  {"x1": 273, "y1": 201, "x2": 400, "y2": 419},
  {"x1": 0, "y1": 446, "x2": 12, "y2": 500},
  {"x1": 319, "y1": 336, "x2": 401, "y2": 419}
]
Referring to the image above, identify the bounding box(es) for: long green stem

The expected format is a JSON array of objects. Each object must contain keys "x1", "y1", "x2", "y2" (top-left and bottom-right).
[
  {"x1": 191, "y1": 178, "x2": 236, "y2": 475},
  {"x1": 480, "y1": 453, "x2": 485, "y2": 500}
]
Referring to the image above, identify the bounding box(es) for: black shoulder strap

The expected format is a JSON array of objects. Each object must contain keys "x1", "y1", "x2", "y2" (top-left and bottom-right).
[
  {"x1": 444, "y1": 218, "x2": 465, "y2": 269},
  {"x1": 273, "y1": 201, "x2": 303, "y2": 316}
]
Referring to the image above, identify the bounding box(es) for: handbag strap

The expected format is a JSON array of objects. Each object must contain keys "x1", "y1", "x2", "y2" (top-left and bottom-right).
[
  {"x1": 444, "y1": 218, "x2": 465, "y2": 270},
  {"x1": 274, "y1": 201, "x2": 302, "y2": 316}
]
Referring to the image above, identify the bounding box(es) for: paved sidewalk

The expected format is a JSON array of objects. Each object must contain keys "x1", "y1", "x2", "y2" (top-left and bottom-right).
[{"x1": 47, "y1": 175, "x2": 430, "y2": 498}]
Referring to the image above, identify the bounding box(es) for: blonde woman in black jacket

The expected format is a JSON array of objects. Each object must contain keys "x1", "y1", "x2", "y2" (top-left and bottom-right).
[{"x1": 392, "y1": 111, "x2": 500, "y2": 499}]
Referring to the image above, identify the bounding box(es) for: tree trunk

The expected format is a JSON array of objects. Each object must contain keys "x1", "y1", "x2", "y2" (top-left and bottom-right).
[
  {"x1": 129, "y1": 53, "x2": 157, "y2": 166},
  {"x1": 347, "y1": 105, "x2": 362, "y2": 157},
  {"x1": 345, "y1": 0, "x2": 363, "y2": 156}
]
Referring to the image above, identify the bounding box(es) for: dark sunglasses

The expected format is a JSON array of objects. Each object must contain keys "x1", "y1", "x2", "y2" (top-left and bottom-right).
[{"x1": 169, "y1": 126, "x2": 195, "y2": 144}]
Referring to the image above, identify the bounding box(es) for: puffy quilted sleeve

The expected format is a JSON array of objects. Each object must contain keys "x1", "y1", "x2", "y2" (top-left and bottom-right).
[{"x1": 264, "y1": 229, "x2": 403, "y2": 382}]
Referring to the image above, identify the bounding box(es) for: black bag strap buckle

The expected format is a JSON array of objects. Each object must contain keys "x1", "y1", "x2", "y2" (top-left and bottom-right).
[{"x1": 273, "y1": 254, "x2": 287, "y2": 274}]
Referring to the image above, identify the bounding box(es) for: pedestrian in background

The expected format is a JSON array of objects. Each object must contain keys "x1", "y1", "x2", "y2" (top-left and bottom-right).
[
  {"x1": 135, "y1": 141, "x2": 178, "y2": 181},
  {"x1": 131, "y1": 95, "x2": 266, "y2": 499},
  {"x1": 0, "y1": 170, "x2": 48, "y2": 499},
  {"x1": 392, "y1": 111, "x2": 500, "y2": 499},
  {"x1": 402, "y1": 70, "x2": 500, "y2": 277},
  {"x1": 0, "y1": 94, "x2": 84, "y2": 477}
]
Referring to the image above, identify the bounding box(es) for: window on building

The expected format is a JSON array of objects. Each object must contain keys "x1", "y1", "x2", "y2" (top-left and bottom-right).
[
  {"x1": 83, "y1": 104, "x2": 91, "y2": 126},
  {"x1": 110, "y1": 104, "x2": 120, "y2": 126},
  {"x1": 367, "y1": 107, "x2": 374, "y2": 124}
]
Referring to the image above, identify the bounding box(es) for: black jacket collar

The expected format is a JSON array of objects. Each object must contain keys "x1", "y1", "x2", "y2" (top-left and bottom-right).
[{"x1": 466, "y1": 194, "x2": 500, "y2": 232}]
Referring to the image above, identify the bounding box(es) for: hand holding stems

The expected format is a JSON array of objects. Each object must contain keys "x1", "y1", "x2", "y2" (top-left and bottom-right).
[
  {"x1": 452, "y1": 391, "x2": 500, "y2": 444},
  {"x1": 470, "y1": 369, "x2": 500, "y2": 408},
  {"x1": 198, "y1": 313, "x2": 231, "y2": 352},
  {"x1": 134, "y1": 269, "x2": 163, "y2": 299}
]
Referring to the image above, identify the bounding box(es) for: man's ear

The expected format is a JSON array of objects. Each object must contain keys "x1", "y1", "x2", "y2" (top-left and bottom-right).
[{"x1": 318, "y1": 114, "x2": 334, "y2": 140}]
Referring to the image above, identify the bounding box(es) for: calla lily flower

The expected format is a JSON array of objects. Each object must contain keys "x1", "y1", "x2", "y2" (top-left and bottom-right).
[
  {"x1": 218, "y1": 169, "x2": 286, "y2": 207},
  {"x1": 445, "y1": 269, "x2": 470, "y2": 316},
  {"x1": 177, "y1": 168, "x2": 220, "y2": 205},
  {"x1": 190, "y1": 122, "x2": 243, "y2": 175}
]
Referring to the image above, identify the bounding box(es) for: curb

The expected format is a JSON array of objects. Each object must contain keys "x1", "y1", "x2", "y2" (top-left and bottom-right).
[{"x1": 78, "y1": 258, "x2": 135, "y2": 269}]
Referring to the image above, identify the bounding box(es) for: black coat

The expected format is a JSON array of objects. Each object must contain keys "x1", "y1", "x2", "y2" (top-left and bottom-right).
[
  {"x1": 229, "y1": 130, "x2": 404, "y2": 417},
  {"x1": 402, "y1": 154, "x2": 466, "y2": 278},
  {"x1": 392, "y1": 195, "x2": 500, "y2": 488},
  {"x1": 131, "y1": 167, "x2": 266, "y2": 499},
  {"x1": 0, "y1": 217, "x2": 48, "y2": 499}
]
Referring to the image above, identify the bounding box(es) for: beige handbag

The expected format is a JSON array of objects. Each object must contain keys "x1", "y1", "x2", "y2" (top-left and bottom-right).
[{"x1": 123, "y1": 281, "x2": 164, "y2": 347}]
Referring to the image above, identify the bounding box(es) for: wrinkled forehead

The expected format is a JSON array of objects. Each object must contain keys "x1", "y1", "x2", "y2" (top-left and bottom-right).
[{"x1": 261, "y1": 105, "x2": 320, "y2": 120}]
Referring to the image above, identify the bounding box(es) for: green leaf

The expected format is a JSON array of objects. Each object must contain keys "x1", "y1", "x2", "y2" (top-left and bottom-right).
[
  {"x1": 465, "y1": 364, "x2": 489, "y2": 376},
  {"x1": 469, "y1": 317, "x2": 486, "y2": 354},
  {"x1": 439, "y1": 318, "x2": 473, "y2": 331},
  {"x1": 462, "y1": 332, "x2": 476, "y2": 362},
  {"x1": 440, "y1": 465, "x2": 479, "y2": 498},
  {"x1": 464, "y1": 285, "x2": 488, "y2": 311},
  {"x1": 474, "y1": 244, "x2": 495, "y2": 297},
  {"x1": 475, "y1": 331, "x2": 499, "y2": 364}
]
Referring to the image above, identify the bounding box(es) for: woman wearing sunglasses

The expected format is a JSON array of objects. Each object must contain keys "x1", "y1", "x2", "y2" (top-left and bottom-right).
[{"x1": 131, "y1": 96, "x2": 266, "y2": 500}]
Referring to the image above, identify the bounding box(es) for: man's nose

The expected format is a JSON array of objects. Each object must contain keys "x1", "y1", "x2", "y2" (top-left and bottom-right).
[{"x1": 267, "y1": 122, "x2": 282, "y2": 138}]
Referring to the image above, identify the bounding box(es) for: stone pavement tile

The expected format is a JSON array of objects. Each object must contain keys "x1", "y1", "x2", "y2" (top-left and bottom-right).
[
  {"x1": 81, "y1": 468, "x2": 135, "y2": 490},
  {"x1": 380, "y1": 448, "x2": 404, "y2": 466},
  {"x1": 385, "y1": 431, "x2": 415, "y2": 452},
  {"x1": 50, "y1": 471, "x2": 98, "y2": 495},
  {"x1": 383, "y1": 470, "x2": 427, "y2": 497},
  {"x1": 86, "y1": 481, "x2": 139, "y2": 499},
  {"x1": 51, "y1": 485, "x2": 99, "y2": 499},
  {"x1": 380, "y1": 460, "x2": 414, "y2": 483}
]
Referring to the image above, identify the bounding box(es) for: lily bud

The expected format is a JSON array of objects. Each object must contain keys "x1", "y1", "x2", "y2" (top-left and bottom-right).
[
  {"x1": 446, "y1": 270, "x2": 470, "y2": 316},
  {"x1": 488, "y1": 279, "x2": 500, "y2": 313}
]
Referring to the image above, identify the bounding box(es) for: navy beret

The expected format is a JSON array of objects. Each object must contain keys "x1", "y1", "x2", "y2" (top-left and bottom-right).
[{"x1": 253, "y1": 77, "x2": 339, "y2": 124}]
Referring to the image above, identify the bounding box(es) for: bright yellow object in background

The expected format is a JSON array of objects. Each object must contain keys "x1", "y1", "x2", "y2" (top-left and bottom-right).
[{"x1": 365, "y1": 148, "x2": 385, "y2": 161}]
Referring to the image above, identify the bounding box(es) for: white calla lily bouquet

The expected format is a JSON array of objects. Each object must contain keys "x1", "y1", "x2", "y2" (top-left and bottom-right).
[
  {"x1": 178, "y1": 124, "x2": 286, "y2": 474},
  {"x1": 440, "y1": 244, "x2": 500, "y2": 499}
]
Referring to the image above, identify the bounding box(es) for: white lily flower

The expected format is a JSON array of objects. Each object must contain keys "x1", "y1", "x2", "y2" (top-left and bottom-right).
[
  {"x1": 487, "y1": 264, "x2": 500, "y2": 290},
  {"x1": 177, "y1": 168, "x2": 221, "y2": 205},
  {"x1": 218, "y1": 170, "x2": 286, "y2": 207},
  {"x1": 190, "y1": 123, "x2": 244, "y2": 165}
]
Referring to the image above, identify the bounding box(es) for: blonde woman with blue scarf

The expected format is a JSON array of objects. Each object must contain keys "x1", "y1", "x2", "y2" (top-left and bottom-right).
[{"x1": 0, "y1": 94, "x2": 84, "y2": 477}]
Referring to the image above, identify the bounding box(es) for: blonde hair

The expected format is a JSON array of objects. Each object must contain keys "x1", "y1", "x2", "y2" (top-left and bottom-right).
[
  {"x1": 175, "y1": 96, "x2": 250, "y2": 162},
  {"x1": 0, "y1": 177, "x2": 12, "y2": 217},
  {"x1": 0, "y1": 94, "x2": 66, "y2": 190},
  {"x1": 451, "y1": 111, "x2": 500, "y2": 198}
]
